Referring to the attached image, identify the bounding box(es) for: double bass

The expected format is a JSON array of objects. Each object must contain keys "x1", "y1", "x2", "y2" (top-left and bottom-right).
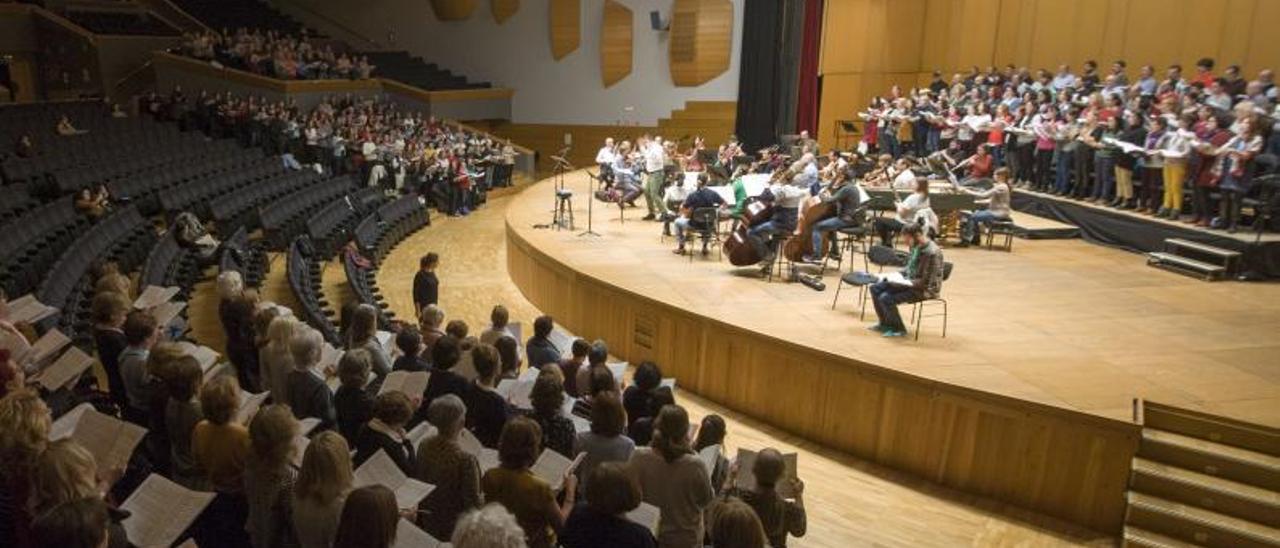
[
  {"x1": 782, "y1": 169, "x2": 842, "y2": 262},
  {"x1": 724, "y1": 167, "x2": 786, "y2": 266}
]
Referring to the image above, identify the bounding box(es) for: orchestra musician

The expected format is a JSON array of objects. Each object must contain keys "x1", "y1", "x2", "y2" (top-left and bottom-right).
[
  {"x1": 672, "y1": 173, "x2": 727, "y2": 256},
  {"x1": 867, "y1": 223, "x2": 945, "y2": 338},
  {"x1": 801, "y1": 161, "x2": 866, "y2": 264},
  {"x1": 747, "y1": 169, "x2": 811, "y2": 272},
  {"x1": 955, "y1": 166, "x2": 1013, "y2": 246},
  {"x1": 641, "y1": 135, "x2": 667, "y2": 220},
  {"x1": 873, "y1": 177, "x2": 931, "y2": 247},
  {"x1": 862, "y1": 154, "x2": 895, "y2": 187},
  {"x1": 595, "y1": 137, "x2": 616, "y2": 185},
  {"x1": 610, "y1": 141, "x2": 644, "y2": 206}
]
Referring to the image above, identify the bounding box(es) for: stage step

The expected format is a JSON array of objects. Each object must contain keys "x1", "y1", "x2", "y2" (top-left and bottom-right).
[
  {"x1": 1144, "y1": 401, "x2": 1280, "y2": 456},
  {"x1": 1123, "y1": 526, "x2": 1199, "y2": 548},
  {"x1": 1147, "y1": 251, "x2": 1227, "y2": 281},
  {"x1": 1131, "y1": 458, "x2": 1280, "y2": 525},
  {"x1": 1139, "y1": 429, "x2": 1280, "y2": 491},
  {"x1": 1124, "y1": 492, "x2": 1280, "y2": 548}
]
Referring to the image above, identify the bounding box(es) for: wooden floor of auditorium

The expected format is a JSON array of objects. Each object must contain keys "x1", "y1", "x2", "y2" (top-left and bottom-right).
[{"x1": 182, "y1": 175, "x2": 1277, "y2": 546}]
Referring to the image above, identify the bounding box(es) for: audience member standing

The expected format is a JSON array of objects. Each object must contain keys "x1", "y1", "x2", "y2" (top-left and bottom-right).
[
  {"x1": 628, "y1": 405, "x2": 714, "y2": 548},
  {"x1": 413, "y1": 253, "x2": 440, "y2": 319},
  {"x1": 415, "y1": 395, "x2": 483, "y2": 540},
  {"x1": 293, "y1": 432, "x2": 354, "y2": 548}
]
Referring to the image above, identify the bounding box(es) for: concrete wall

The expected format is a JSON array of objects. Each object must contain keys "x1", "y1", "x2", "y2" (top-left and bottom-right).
[{"x1": 274, "y1": 0, "x2": 744, "y2": 125}]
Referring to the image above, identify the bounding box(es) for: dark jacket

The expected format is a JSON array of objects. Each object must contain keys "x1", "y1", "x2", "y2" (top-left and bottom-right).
[
  {"x1": 352, "y1": 422, "x2": 416, "y2": 475},
  {"x1": 463, "y1": 383, "x2": 509, "y2": 448},
  {"x1": 560, "y1": 505, "x2": 656, "y2": 548},
  {"x1": 412, "y1": 270, "x2": 438, "y2": 312},
  {"x1": 92, "y1": 327, "x2": 128, "y2": 406},
  {"x1": 334, "y1": 385, "x2": 374, "y2": 443},
  {"x1": 525, "y1": 335, "x2": 561, "y2": 369},
  {"x1": 286, "y1": 370, "x2": 335, "y2": 429}
]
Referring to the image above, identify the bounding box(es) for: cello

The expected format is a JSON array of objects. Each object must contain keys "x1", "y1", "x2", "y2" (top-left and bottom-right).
[{"x1": 724, "y1": 167, "x2": 785, "y2": 266}]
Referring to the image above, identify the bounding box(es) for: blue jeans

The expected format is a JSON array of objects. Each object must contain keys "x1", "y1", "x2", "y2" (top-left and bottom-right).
[
  {"x1": 870, "y1": 280, "x2": 918, "y2": 332},
  {"x1": 881, "y1": 132, "x2": 900, "y2": 158},
  {"x1": 963, "y1": 210, "x2": 1006, "y2": 244},
  {"x1": 674, "y1": 217, "x2": 708, "y2": 247},
  {"x1": 810, "y1": 217, "x2": 850, "y2": 257},
  {"x1": 1092, "y1": 156, "x2": 1115, "y2": 200},
  {"x1": 1054, "y1": 149, "x2": 1073, "y2": 193},
  {"x1": 926, "y1": 128, "x2": 941, "y2": 154}
]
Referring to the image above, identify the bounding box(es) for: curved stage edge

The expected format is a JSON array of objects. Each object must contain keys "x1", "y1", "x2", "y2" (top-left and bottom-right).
[{"x1": 504, "y1": 171, "x2": 1138, "y2": 534}]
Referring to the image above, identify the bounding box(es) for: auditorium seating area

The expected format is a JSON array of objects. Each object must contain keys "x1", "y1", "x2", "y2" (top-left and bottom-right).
[
  {"x1": 61, "y1": 8, "x2": 180, "y2": 36},
  {"x1": 365, "y1": 50, "x2": 492, "y2": 91}
]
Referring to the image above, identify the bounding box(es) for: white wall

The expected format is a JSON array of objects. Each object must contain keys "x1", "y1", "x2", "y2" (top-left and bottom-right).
[{"x1": 280, "y1": 0, "x2": 743, "y2": 125}]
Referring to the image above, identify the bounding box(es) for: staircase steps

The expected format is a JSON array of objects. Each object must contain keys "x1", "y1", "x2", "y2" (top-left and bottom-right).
[
  {"x1": 1147, "y1": 238, "x2": 1241, "y2": 281},
  {"x1": 1122, "y1": 401, "x2": 1280, "y2": 548}
]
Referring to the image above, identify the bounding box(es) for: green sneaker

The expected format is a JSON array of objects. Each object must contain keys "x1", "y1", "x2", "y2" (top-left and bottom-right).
[
  {"x1": 866, "y1": 324, "x2": 886, "y2": 332},
  {"x1": 882, "y1": 329, "x2": 906, "y2": 338}
]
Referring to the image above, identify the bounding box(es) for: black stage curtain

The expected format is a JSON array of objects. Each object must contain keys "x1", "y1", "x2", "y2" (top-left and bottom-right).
[
  {"x1": 735, "y1": 0, "x2": 786, "y2": 152},
  {"x1": 1012, "y1": 191, "x2": 1280, "y2": 279}
]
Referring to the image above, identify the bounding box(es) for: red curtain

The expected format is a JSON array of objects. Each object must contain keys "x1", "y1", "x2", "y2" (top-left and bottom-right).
[{"x1": 794, "y1": 0, "x2": 823, "y2": 134}]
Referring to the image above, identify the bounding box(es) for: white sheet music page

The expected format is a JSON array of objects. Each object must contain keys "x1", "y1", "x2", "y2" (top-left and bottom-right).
[
  {"x1": 354, "y1": 449, "x2": 435, "y2": 509},
  {"x1": 378, "y1": 371, "x2": 430, "y2": 397},
  {"x1": 121, "y1": 474, "x2": 215, "y2": 548},
  {"x1": 625, "y1": 501, "x2": 661, "y2": 536},
  {"x1": 393, "y1": 518, "x2": 446, "y2": 548},
  {"x1": 134, "y1": 286, "x2": 180, "y2": 310},
  {"x1": 33, "y1": 346, "x2": 93, "y2": 391}
]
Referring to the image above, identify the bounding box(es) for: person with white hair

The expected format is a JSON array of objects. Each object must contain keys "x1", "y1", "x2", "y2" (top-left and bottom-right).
[
  {"x1": 286, "y1": 326, "x2": 335, "y2": 428},
  {"x1": 216, "y1": 270, "x2": 244, "y2": 302},
  {"x1": 451, "y1": 503, "x2": 529, "y2": 548},
  {"x1": 415, "y1": 394, "x2": 482, "y2": 540}
]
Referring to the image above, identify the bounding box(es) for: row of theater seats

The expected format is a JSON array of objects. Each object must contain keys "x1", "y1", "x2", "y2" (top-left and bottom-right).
[
  {"x1": 39, "y1": 207, "x2": 156, "y2": 339},
  {"x1": 207, "y1": 165, "x2": 319, "y2": 236},
  {"x1": 218, "y1": 226, "x2": 270, "y2": 289},
  {"x1": 1, "y1": 196, "x2": 90, "y2": 298},
  {"x1": 61, "y1": 9, "x2": 180, "y2": 36},
  {"x1": 306, "y1": 188, "x2": 383, "y2": 258},
  {"x1": 140, "y1": 232, "x2": 199, "y2": 304},
  {"x1": 287, "y1": 236, "x2": 342, "y2": 344},
  {"x1": 344, "y1": 194, "x2": 432, "y2": 326},
  {"x1": 3, "y1": 116, "x2": 185, "y2": 187},
  {"x1": 261, "y1": 175, "x2": 357, "y2": 250}
]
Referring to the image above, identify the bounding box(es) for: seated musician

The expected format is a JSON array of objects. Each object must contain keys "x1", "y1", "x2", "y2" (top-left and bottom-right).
[
  {"x1": 672, "y1": 173, "x2": 726, "y2": 256},
  {"x1": 728, "y1": 166, "x2": 750, "y2": 225},
  {"x1": 802, "y1": 164, "x2": 865, "y2": 264},
  {"x1": 610, "y1": 141, "x2": 643, "y2": 206},
  {"x1": 890, "y1": 157, "x2": 919, "y2": 189},
  {"x1": 595, "y1": 137, "x2": 616, "y2": 185},
  {"x1": 956, "y1": 167, "x2": 1013, "y2": 246},
  {"x1": 873, "y1": 177, "x2": 930, "y2": 247},
  {"x1": 748, "y1": 171, "x2": 811, "y2": 272},
  {"x1": 862, "y1": 154, "x2": 895, "y2": 187},
  {"x1": 868, "y1": 223, "x2": 945, "y2": 338},
  {"x1": 961, "y1": 144, "x2": 995, "y2": 182}
]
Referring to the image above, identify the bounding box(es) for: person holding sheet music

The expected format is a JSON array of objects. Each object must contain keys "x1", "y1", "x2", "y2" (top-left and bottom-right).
[
  {"x1": 346, "y1": 304, "x2": 391, "y2": 378},
  {"x1": 0, "y1": 350, "x2": 23, "y2": 399},
  {"x1": 628, "y1": 404, "x2": 714, "y2": 548},
  {"x1": 573, "y1": 391, "x2": 635, "y2": 500},
  {"x1": 693, "y1": 415, "x2": 730, "y2": 495},
  {"x1": 119, "y1": 311, "x2": 160, "y2": 426},
  {"x1": 1087, "y1": 115, "x2": 1121, "y2": 203},
  {"x1": 333, "y1": 484, "x2": 399, "y2": 548},
  {"x1": 31, "y1": 496, "x2": 115, "y2": 548},
  {"x1": 527, "y1": 371, "x2": 576, "y2": 458},
  {"x1": 0, "y1": 389, "x2": 50, "y2": 548},
  {"x1": 244, "y1": 405, "x2": 300, "y2": 548},
  {"x1": 868, "y1": 224, "x2": 945, "y2": 338},
  {"x1": 464, "y1": 344, "x2": 512, "y2": 448},
  {"x1": 1189, "y1": 114, "x2": 1233, "y2": 226},
  {"x1": 526, "y1": 316, "x2": 561, "y2": 370},
  {"x1": 287, "y1": 327, "x2": 336, "y2": 430},
  {"x1": 392, "y1": 329, "x2": 429, "y2": 373},
  {"x1": 559, "y1": 339, "x2": 590, "y2": 397},
  {"x1": 90, "y1": 292, "x2": 131, "y2": 409},
  {"x1": 482, "y1": 416, "x2": 578, "y2": 548},
  {"x1": 1113, "y1": 110, "x2": 1148, "y2": 208},
  {"x1": 30, "y1": 439, "x2": 130, "y2": 548},
  {"x1": 353, "y1": 392, "x2": 418, "y2": 475},
  {"x1": 192, "y1": 375, "x2": 252, "y2": 547},
  {"x1": 1212, "y1": 118, "x2": 1265, "y2": 232},
  {"x1": 293, "y1": 431, "x2": 355, "y2": 548},
  {"x1": 954, "y1": 167, "x2": 1014, "y2": 246},
  {"x1": 415, "y1": 394, "x2": 482, "y2": 540},
  {"x1": 259, "y1": 316, "x2": 297, "y2": 404},
  {"x1": 1154, "y1": 114, "x2": 1195, "y2": 220},
  {"x1": 721, "y1": 447, "x2": 807, "y2": 548},
  {"x1": 561, "y1": 461, "x2": 657, "y2": 548},
  {"x1": 166, "y1": 356, "x2": 206, "y2": 489},
  {"x1": 335, "y1": 349, "x2": 377, "y2": 443}
]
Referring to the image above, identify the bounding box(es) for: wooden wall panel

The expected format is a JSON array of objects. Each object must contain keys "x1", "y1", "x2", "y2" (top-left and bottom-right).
[
  {"x1": 669, "y1": 0, "x2": 733, "y2": 86},
  {"x1": 818, "y1": 0, "x2": 1280, "y2": 151},
  {"x1": 506, "y1": 211, "x2": 1141, "y2": 533},
  {"x1": 430, "y1": 0, "x2": 476, "y2": 21},
  {"x1": 548, "y1": 0, "x2": 580, "y2": 60},
  {"x1": 491, "y1": 0, "x2": 518, "y2": 24},
  {"x1": 599, "y1": 0, "x2": 632, "y2": 87}
]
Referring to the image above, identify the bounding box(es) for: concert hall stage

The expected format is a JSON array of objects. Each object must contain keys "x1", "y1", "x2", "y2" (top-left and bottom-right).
[
  {"x1": 504, "y1": 171, "x2": 1280, "y2": 532},
  {"x1": 1012, "y1": 189, "x2": 1280, "y2": 278}
]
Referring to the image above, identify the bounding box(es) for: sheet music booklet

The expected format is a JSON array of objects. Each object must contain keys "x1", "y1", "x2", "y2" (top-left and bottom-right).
[
  {"x1": 378, "y1": 370, "x2": 431, "y2": 398},
  {"x1": 50, "y1": 403, "x2": 147, "y2": 475},
  {"x1": 120, "y1": 474, "x2": 215, "y2": 548},
  {"x1": 531, "y1": 450, "x2": 585, "y2": 492},
  {"x1": 354, "y1": 449, "x2": 436, "y2": 509}
]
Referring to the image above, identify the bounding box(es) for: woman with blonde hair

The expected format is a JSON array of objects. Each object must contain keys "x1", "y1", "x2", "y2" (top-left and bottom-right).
[
  {"x1": 191, "y1": 375, "x2": 251, "y2": 546},
  {"x1": 30, "y1": 439, "x2": 130, "y2": 547},
  {"x1": 259, "y1": 315, "x2": 298, "y2": 404},
  {"x1": 346, "y1": 304, "x2": 391, "y2": 377},
  {"x1": 0, "y1": 389, "x2": 52, "y2": 546},
  {"x1": 166, "y1": 356, "x2": 205, "y2": 489},
  {"x1": 333, "y1": 484, "x2": 399, "y2": 548},
  {"x1": 293, "y1": 431, "x2": 354, "y2": 548},
  {"x1": 244, "y1": 404, "x2": 300, "y2": 548}
]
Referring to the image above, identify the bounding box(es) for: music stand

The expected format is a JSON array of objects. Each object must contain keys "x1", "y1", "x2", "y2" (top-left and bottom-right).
[{"x1": 579, "y1": 171, "x2": 602, "y2": 238}]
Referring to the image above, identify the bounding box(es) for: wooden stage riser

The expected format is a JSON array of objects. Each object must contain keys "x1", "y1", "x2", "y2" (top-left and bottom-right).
[{"x1": 506, "y1": 226, "x2": 1140, "y2": 534}]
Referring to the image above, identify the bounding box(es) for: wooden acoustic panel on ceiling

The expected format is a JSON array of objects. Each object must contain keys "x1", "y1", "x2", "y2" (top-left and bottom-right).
[
  {"x1": 600, "y1": 0, "x2": 633, "y2": 87},
  {"x1": 549, "y1": 0, "x2": 580, "y2": 60},
  {"x1": 430, "y1": 0, "x2": 476, "y2": 21},
  {"x1": 669, "y1": 0, "x2": 733, "y2": 86},
  {"x1": 491, "y1": 0, "x2": 518, "y2": 24}
]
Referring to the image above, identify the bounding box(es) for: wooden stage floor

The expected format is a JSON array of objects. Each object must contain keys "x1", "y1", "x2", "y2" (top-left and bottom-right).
[{"x1": 507, "y1": 171, "x2": 1280, "y2": 428}]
